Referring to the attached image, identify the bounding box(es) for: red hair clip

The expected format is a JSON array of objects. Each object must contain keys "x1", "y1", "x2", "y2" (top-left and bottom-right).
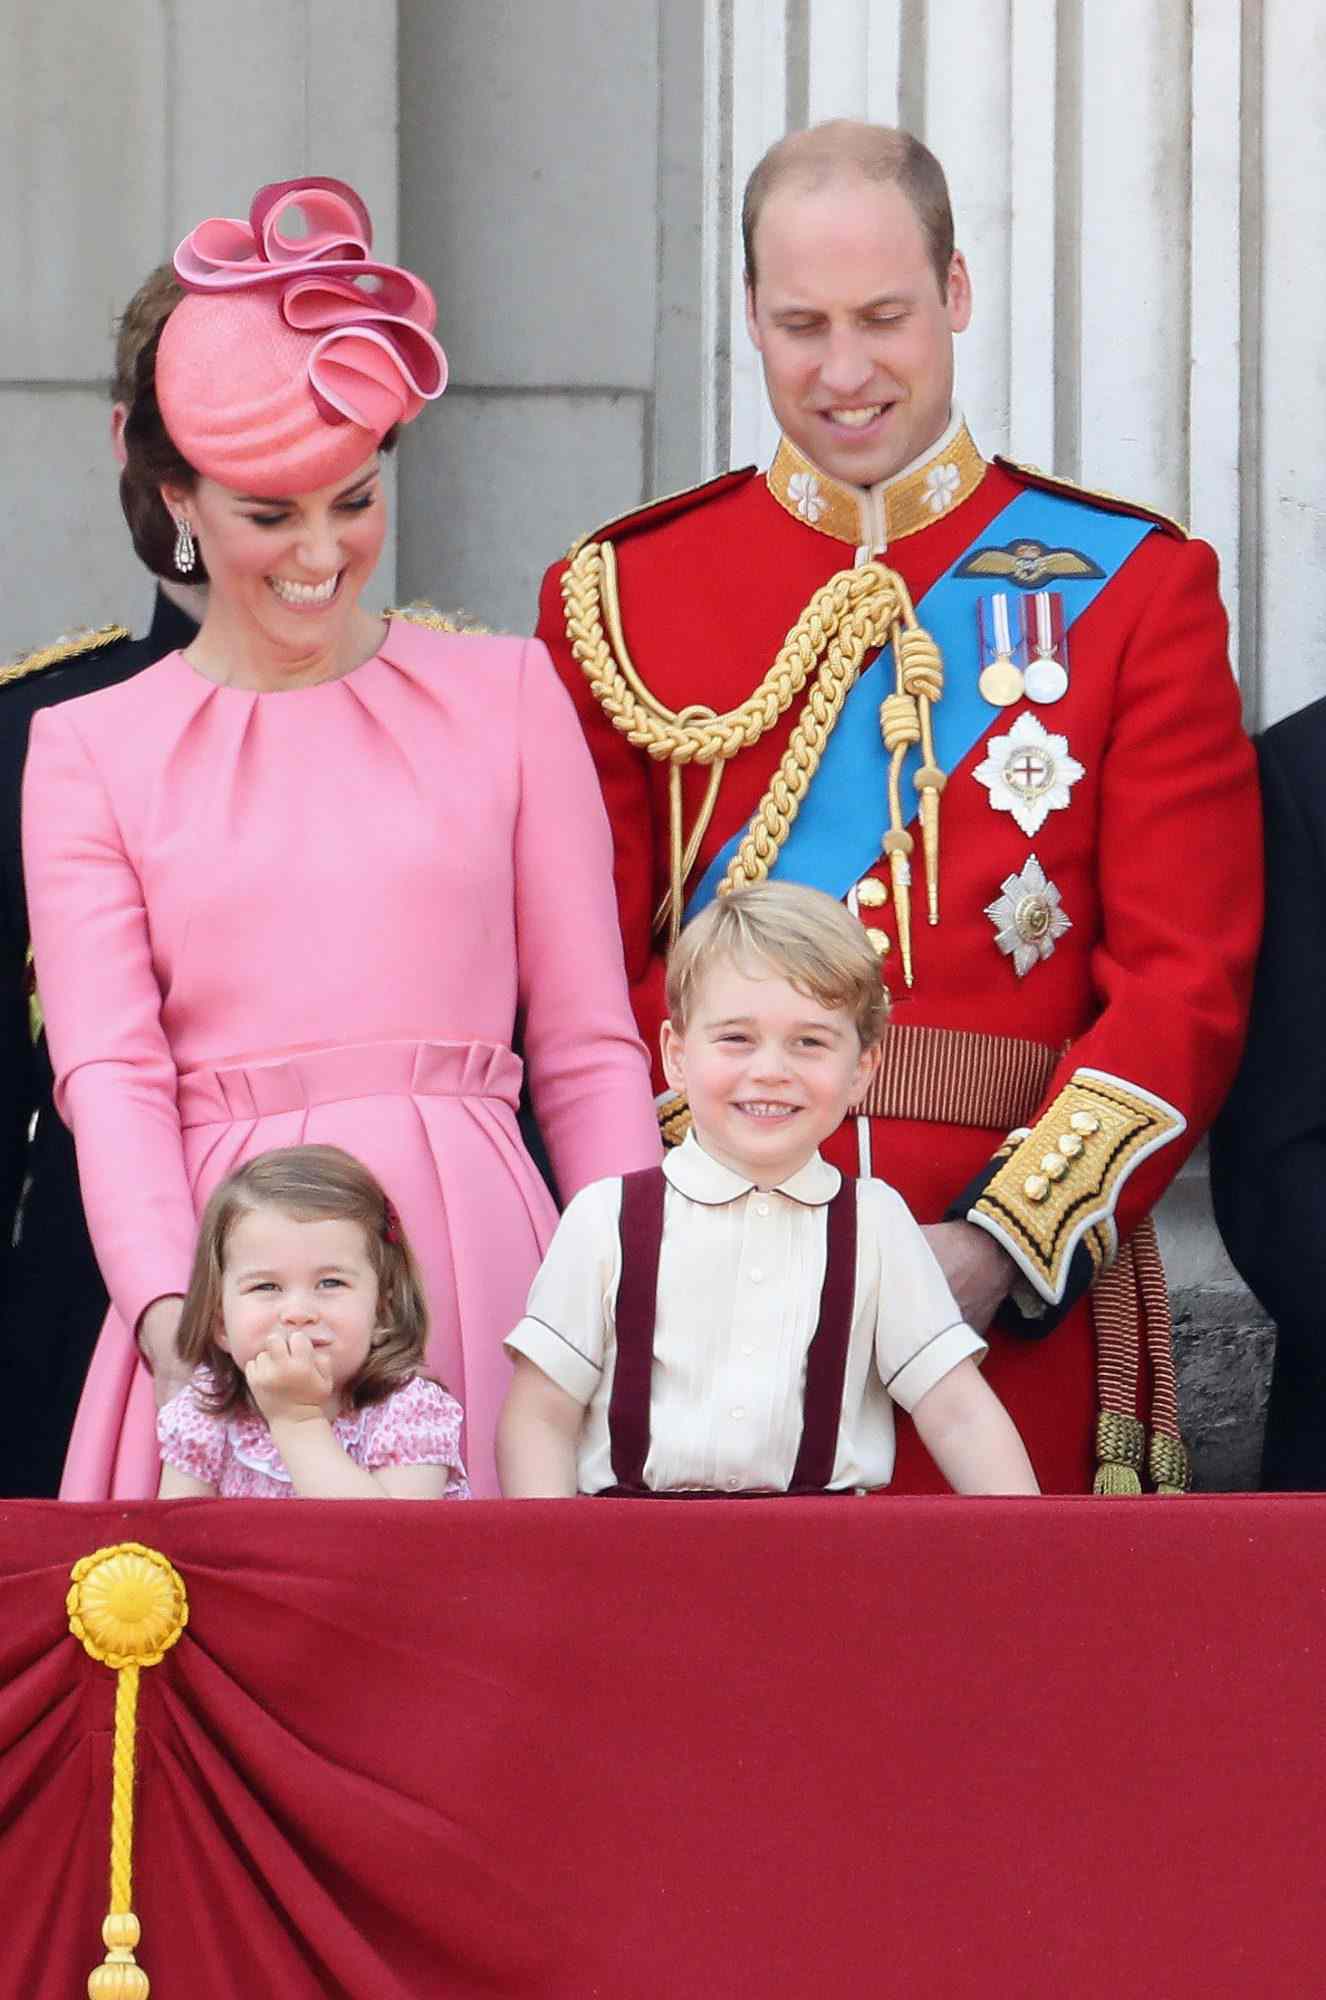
[{"x1": 382, "y1": 1199, "x2": 403, "y2": 1245}]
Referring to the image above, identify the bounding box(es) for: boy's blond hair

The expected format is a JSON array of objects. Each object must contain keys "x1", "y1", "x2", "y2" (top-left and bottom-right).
[{"x1": 666, "y1": 882, "x2": 890, "y2": 1047}]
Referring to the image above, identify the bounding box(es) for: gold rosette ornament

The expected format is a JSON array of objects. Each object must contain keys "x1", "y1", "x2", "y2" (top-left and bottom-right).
[{"x1": 68, "y1": 1543, "x2": 189, "y2": 1998}]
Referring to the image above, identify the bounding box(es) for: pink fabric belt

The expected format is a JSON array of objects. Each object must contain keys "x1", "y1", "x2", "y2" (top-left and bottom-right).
[{"x1": 174, "y1": 1038, "x2": 523, "y2": 1128}]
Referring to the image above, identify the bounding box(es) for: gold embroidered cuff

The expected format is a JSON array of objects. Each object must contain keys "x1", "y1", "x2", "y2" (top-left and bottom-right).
[
  {"x1": 965, "y1": 1068, "x2": 1186, "y2": 1305},
  {"x1": 657, "y1": 1091, "x2": 692, "y2": 1149}
]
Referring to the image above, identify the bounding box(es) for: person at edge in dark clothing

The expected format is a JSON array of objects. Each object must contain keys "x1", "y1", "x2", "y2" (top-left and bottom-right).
[{"x1": 0, "y1": 266, "x2": 204, "y2": 1495}]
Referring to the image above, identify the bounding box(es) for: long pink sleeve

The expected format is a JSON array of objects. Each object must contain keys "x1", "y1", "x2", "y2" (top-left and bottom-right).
[
  {"x1": 512, "y1": 640, "x2": 662, "y2": 1197},
  {"x1": 22, "y1": 704, "x2": 197, "y2": 1333}
]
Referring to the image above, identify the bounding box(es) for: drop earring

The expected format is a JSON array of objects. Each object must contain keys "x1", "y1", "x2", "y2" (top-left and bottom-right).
[{"x1": 173, "y1": 516, "x2": 197, "y2": 576}]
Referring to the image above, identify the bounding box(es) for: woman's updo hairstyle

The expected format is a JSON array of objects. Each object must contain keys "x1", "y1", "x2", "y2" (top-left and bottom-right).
[{"x1": 119, "y1": 319, "x2": 208, "y2": 583}]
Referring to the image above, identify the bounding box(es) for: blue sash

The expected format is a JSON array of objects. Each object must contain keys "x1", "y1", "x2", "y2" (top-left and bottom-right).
[{"x1": 684, "y1": 487, "x2": 1152, "y2": 916}]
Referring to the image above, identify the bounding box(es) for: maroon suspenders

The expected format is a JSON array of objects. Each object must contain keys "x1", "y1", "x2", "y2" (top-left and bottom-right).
[
  {"x1": 606, "y1": 1165, "x2": 859, "y2": 1495},
  {"x1": 788, "y1": 1180, "x2": 859, "y2": 1490},
  {"x1": 607, "y1": 1167, "x2": 667, "y2": 1489}
]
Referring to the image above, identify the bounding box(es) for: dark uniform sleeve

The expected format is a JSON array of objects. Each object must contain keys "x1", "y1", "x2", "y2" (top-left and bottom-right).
[
  {"x1": 0, "y1": 600, "x2": 195, "y2": 1494},
  {"x1": 0, "y1": 843, "x2": 37, "y2": 1269},
  {"x1": 1211, "y1": 708, "x2": 1326, "y2": 1488}
]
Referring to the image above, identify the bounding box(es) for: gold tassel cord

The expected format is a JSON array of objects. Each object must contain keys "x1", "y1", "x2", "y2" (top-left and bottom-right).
[
  {"x1": 68, "y1": 1543, "x2": 190, "y2": 1999},
  {"x1": 880, "y1": 691, "x2": 920, "y2": 987},
  {"x1": 1090, "y1": 1238, "x2": 1145, "y2": 1496},
  {"x1": 894, "y1": 621, "x2": 946, "y2": 924},
  {"x1": 1133, "y1": 1214, "x2": 1193, "y2": 1493},
  {"x1": 563, "y1": 545, "x2": 947, "y2": 949}
]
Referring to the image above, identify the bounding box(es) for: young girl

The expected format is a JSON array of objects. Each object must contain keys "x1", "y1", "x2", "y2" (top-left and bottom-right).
[{"x1": 158, "y1": 1146, "x2": 470, "y2": 1499}]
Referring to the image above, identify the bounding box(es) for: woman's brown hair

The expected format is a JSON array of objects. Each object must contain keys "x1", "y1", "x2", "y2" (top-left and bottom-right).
[
  {"x1": 175, "y1": 1145, "x2": 431, "y2": 1418},
  {"x1": 119, "y1": 318, "x2": 208, "y2": 583}
]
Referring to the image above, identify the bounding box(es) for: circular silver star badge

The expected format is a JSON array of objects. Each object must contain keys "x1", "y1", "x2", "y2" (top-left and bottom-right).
[{"x1": 984, "y1": 855, "x2": 1072, "y2": 977}]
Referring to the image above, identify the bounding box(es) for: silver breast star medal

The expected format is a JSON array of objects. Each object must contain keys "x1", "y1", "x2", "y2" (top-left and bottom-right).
[
  {"x1": 977, "y1": 591, "x2": 1024, "y2": 707},
  {"x1": 1023, "y1": 589, "x2": 1069, "y2": 704},
  {"x1": 972, "y1": 711, "x2": 1085, "y2": 837},
  {"x1": 985, "y1": 855, "x2": 1072, "y2": 977}
]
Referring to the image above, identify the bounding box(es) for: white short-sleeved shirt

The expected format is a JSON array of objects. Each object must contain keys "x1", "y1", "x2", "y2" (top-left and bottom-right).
[{"x1": 504, "y1": 1132, "x2": 985, "y2": 1493}]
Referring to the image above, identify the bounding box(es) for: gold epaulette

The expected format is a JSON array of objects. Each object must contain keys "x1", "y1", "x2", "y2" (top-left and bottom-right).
[
  {"x1": 994, "y1": 457, "x2": 1189, "y2": 540},
  {"x1": 566, "y1": 467, "x2": 756, "y2": 562},
  {"x1": 0, "y1": 623, "x2": 131, "y2": 691},
  {"x1": 387, "y1": 600, "x2": 491, "y2": 635}
]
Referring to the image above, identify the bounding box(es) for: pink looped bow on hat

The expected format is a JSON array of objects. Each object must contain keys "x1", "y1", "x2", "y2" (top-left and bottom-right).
[{"x1": 173, "y1": 177, "x2": 447, "y2": 429}]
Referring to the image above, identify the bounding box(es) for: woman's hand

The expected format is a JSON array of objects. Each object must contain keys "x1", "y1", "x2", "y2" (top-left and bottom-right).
[
  {"x1": 245, "y1": 1330, "x2": 335, "y2": 1428},
  {"x1": 136, "y1": 1295, "x2": 192, "y2": 1409}
]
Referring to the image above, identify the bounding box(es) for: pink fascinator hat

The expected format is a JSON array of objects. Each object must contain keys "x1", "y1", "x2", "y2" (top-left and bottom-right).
[{"x1": 156, "y1": 176, "x2": 447, "y2": 496}]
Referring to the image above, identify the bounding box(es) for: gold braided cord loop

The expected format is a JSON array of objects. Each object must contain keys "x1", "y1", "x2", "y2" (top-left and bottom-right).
[
  {"x1": 563, "y1": 543, "x2": 932, "y2": 949},
  {"x1": 69, "y1": 1543, "x2": 190, "y2": 1999},
  {"x1": 712, "y1": 564, "x2": 916, "y2": 902},
  {"x1": 563, "y1": 538, "x2": 836, "y2": 765},
  {"x1": 562, "y1": 540, "x2": 949, "y2": 966}
]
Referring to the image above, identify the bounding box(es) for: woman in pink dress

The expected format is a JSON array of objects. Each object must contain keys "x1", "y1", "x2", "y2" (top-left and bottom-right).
[{"x1": 22, "y1": 178, "x2": 660, "y2": 1499}]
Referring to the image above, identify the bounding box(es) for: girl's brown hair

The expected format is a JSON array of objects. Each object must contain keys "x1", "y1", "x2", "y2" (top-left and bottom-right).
[{"x1": 175, "y1": 1145, "x2": 430, "y2": 1418}]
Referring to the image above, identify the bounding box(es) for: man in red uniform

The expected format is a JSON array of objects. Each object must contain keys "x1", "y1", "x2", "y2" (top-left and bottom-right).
[{"x1": 536, "y1": 120, "x2": 1261, "y2": 1493}]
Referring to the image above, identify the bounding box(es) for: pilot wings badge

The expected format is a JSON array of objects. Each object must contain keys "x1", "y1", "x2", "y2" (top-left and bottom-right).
[{"x1": 955, "y1": 538, "x2": 1105, "y2": 589}]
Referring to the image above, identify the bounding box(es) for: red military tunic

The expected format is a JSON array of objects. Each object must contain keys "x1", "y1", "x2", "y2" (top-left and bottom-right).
[{"x1": 536, "y1": 418, "x2": 1261, "y2": 1492}]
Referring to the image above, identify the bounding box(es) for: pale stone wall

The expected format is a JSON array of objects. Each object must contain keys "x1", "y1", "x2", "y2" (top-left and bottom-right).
[
  {"x1": 1, "y1": 1, "x2": 398, "y2": 656},
  {"x1": 394, "y1": 0, "x2": 705, "y2": 629}
]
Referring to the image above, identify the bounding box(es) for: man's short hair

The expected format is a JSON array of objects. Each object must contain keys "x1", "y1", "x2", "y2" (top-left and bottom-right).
[
  {"x1": 742, "y1": 120, "x2": 955, "y2": 295},
  {"x1": 667, "y1": 881, "x2": 891, "y2": 1049},
  {"x1": 110, "y1": 263, "x2": 183, "y2": 406}
]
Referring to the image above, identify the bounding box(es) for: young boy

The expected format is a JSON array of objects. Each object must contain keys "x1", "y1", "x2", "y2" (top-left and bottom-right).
[{"x1": 496, "y1": 883, "x2": 1039, "y2": 1497}]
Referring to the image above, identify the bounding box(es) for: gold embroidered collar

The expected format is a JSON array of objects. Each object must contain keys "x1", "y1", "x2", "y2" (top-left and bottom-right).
[{"x1": 767, "y1": 415, "x2": 986, "y2": 549}]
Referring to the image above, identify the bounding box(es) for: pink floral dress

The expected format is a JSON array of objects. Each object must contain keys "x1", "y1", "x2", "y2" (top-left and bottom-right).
[{"x1": 157, "y1": 1369, "x2": 470, "y2": 1498}]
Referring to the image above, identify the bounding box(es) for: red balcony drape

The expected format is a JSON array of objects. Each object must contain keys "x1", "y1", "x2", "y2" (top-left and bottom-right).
[{"x1": 3, "y1": 1496, "x2": 1323, "y2": 1998}]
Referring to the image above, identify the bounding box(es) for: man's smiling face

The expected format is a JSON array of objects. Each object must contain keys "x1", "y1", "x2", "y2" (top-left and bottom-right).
[{"x1": 745, "y1": 174, "x2": 971, "y2": 488}]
